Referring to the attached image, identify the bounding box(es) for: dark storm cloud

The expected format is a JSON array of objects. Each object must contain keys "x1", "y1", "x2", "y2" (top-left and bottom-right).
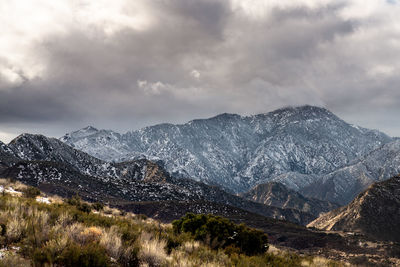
[{"x1": 0, "y1": 0, "x2": 400, "y2": 141}]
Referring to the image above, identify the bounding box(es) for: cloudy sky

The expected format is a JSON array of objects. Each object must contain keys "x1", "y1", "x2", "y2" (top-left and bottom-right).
[{"x1": 1, "y1": 0, "x2": 400, "y2": 142}]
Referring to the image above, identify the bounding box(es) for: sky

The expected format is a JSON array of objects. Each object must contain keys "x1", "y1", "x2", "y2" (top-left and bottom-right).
[{"x1": 1, "y1": 0, "x2": 400, "y2": 143}]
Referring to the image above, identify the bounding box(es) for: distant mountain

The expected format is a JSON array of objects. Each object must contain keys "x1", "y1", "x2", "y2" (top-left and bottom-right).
[
  {"x1": 61, "y1": 105, "x2": 392, "y2": 193},
  {"x1": 308, "y1": 175, "x2": 400, "y2": 242},
  {"x1": 301, "y1": 139, "x2": 400, "y2": 205},
  {"x1": 0, "y1": 140, "x2": 18, "y2": 165},
  {"x1": 0, "y1": 134, "x2": 314, "y2": 225},
  {"x1": 240, "y1": 182, "x2": 339, "y2": 217}
]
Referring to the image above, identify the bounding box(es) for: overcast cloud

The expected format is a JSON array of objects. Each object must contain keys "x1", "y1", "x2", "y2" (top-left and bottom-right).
[{"x1": 1, "y1": 0, "x2": 400, "y2": 142}]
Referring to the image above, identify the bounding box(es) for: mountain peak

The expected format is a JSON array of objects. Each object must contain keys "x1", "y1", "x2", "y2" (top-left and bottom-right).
[
  {"x1": 10, "y1": 133, "x2": 46, "y2": 143},
  {"x1": 268, "y1": 105, "x2": 335, "y2": 119},
  {"x1": 61, "y1": 126, "x2": 99, "y2": 142},
  {"x1": 82, "y1": 125, "x2": 98, "y2": 132},
  {"x1": 60, "y1": 106, "x2": 392, "y2": 193}
]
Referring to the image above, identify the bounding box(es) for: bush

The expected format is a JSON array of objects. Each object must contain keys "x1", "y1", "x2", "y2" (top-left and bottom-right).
[
  {"x1": 65, "y1": 195, "x2": 92, "y2": 213},
  {"x1": 172, "y1": 213, "x2": 268, "y2": 256},
  {"x1": 65, "y1": 195, "x2": 82, "y2": 207},
  {"x1": 0, "y1": 253, "x2": 31, "y2": 267},
  {"x1": 136, "y1": 214, "x2": 148, "y2": 221},
  {"x1": 49, "y1": 242, "x2": 111, "y2": 267},
  {"x1": 92, "y1": 202, "x2": 104, "y2": 211},
  {"x1": 78, "y1": 203, "x2": 92, "y2": 213},
  {"x1": 165, "y1": 235, "x2": 182, "y2": 254},
  {"x1": 23, "y1": 186, "x2": 40, "y2": 198},
  {"x1": 119, "y1": 244, "x2": 140, "y2": 267}
]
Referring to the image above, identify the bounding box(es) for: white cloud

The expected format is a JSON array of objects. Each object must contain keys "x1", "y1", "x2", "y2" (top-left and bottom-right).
[
  {"x1": 0, "y1": 0, "x2": 154, "y2": 85},
  {"x1": 0, "y1": 130, "x2": 16, "y2": 143},
  {"x1": 190, "y1": 69, "x2": 201, "y2": 80},
  {"x1": 138, "y1": 80, "x2": 169, "y2": 95},
  {"x1": 0, "y1": 0, "x2": 400, "y2": 137},
  {"x1": 0, "y1": 67, "x2": 23, "y2": 87}
]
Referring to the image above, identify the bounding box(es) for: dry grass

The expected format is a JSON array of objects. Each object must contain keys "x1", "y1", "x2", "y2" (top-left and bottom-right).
[
  {"x1": 169, "y1": 245, "x2": 230, "y2": 267},
  {"x1": 301, "y1": 256, "x2": 351, "y2": 267},
  {"x1": 43, "y1": 234, "x2": 69, "y2": 256},
  {"x1": 139, "y1": 232, "x2": 168, "y2": 266},
  {"x1": 4, "y1": 216, "x2": 28, "y2": 243},
  {"x1": 0, "y1": 179, "x2": 26, "y2": 191},
  {"x1": 0, "y1": 180, "x2": 351, "y2": 267},
  {"x1": 100, "y1": 225, "x2": 123, "y2": 260},
  {"x1": 79, "y1": 226, "x2": 103, "y2": 243},
  {"x1": 0, "y1": 252, "x2": 30, "y2": 267},
  {"x1": 64, "y1": 222, "x2": 86, "y2": 244}
]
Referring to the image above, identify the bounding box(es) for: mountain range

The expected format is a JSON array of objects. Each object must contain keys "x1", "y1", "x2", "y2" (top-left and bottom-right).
[
  {"x1": 1, "y1": 105, "x2": 400, "y2": 225},
  {"x1": 301, "y1": 139, "x2": 400, "y2": 204},
  {"x1": 61, "y1": 105, "x2": 397, "y2": 205},
  {"x1": 0, "y1": 133, "x2": 317, "y2": 225},
  {"x1": 1, "y1": 105, "x2": 400, "y2": 265}
]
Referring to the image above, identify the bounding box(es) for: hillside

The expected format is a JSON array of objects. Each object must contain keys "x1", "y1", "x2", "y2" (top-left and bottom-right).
[
  {"x1": 0, "y1": 178, "x2": 399, "y2": 266},
  {"x1": 308, "y1": 175, "x2": 400, "y2": 242},
  {"x1": 301, "y1": 139, "x2": 400, "y2": 205},
  {"x1": 240, "y1": 182, "x2": 339, "y2": 217},
  {"x1": 0, "y1": 141, "x2": 18, "y2": 169},
  {"x1": 0, "y1": 134, "x2": 315, "y2": 225},
  {"x1": 61, "y1": 105, "x2": 391, "y2": 193},
  {"x1": 0, "y1": 178, "x2": 347, "y2": 267}
]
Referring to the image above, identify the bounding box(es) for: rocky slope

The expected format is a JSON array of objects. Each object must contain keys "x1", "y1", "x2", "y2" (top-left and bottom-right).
[
  {"x1": 308, "y1": 175, "x2": 400, "y2": 242},
  {"x1": 0, "y1": 134, "x2": 315, "y2": 225},
  {"x1": 240, "y1": 182, "x2": 339, "y2": 217},
  {"x1": 61, "y1": 105, "x2": 392, "y2": 193},
  {"x1": 0, "y1": 141, "x2": 18, "y2": 166},
  {"x1": 301, "y1": 139, "x2": 400, "y2": 205}
]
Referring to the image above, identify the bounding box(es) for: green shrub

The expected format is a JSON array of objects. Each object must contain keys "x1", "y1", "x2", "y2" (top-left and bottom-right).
[
  {"x1": 65, "y1": 195, "x2": 82, "y2": 207},
  {"x1": 23, "y1": 186, "x2": 40, "y2": 198},
  {"x1": 78, "y1": 203, "x2": 92, "y2": 213},
  {"x1": 92, "y1": 202, "x2": 104, "y2": 211},
  {"x1": 33, "y1": 249, "x2": 52, "y2": 266},
  {"x1": 55, "y1": 242, "x2": 111, "y2": 267},
  {"x1": 136, "y1": 214, "x2": 148, "y2": 221},
  {"x1": 65, "y1": 195, "x2": 92, "y2": 213},
  {"x1": 0, "y1": 223, "x2": 6, "y2": 236},
  {"x1": 172, "y1": 213, "x2": 268, "y2": 256},
  {"x1": 119, "y1": 244, "x2": 140, "y2": 267},
  {"x1": 0, "y1": 253, "x2": 31, "y2": 267},
  {"x1": 165, "y1": 234, "x2": 183, "y2": 254}
]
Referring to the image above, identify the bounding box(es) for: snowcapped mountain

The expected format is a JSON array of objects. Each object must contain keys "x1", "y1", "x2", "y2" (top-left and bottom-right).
[
  {"x1": 301, "y1": 139, "x2": 400, "y2": 205},
  {"x1": 61, "y1": 105, "x2": 392, "y2": 193},
  {"x1": 0, "y1": 133, "x2": 315, "y2": 225},
  {"x1": 0, "y1": 140, "x2": 19, "y2": 169}
]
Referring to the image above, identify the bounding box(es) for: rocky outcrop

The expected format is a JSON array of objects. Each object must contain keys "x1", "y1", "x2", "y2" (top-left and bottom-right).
[{"x1": 308, "y1": 175, "x2": 400, "y2": 242}]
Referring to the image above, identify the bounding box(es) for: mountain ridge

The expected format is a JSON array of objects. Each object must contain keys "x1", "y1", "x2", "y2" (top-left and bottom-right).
[
  {"x1": 240, "y1": 181, "x2": 340, "y2": 217},
  {"x1": 61, "y1": 105, "x2": 392, "y2": 193},
  {"x1": 301, "y1": 139, "x2": 400, "y2": 204},
  {"x1": 0, "y1": 133, "x2": 315, "y2": 225},
  {"x1": 308, "y1": 175, "x2": 400, "y2": 242}
]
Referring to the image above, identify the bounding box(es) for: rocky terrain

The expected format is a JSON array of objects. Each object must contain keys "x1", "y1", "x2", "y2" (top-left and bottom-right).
[
  {"x1": 308, "y1": 175, "x2": 400, "y2": 242},
  {"x1": 61, "y1": 105, "x2": 392, "y2": 193},
  {"x1": 3, "y1": 178, "x2": 399, "y2": 266},
  {"x1": 0, "y1": 140, "x2": 18, "y2": 168},
  {"x1": 0, "y1": 133, "x2": 315, "y2": 225},
  {"x1": 240, "y1": 182, "x2": 339, "y2": 217},
  {"x1": 301, "y1": 139, "x2": 400, "y2": 205}
]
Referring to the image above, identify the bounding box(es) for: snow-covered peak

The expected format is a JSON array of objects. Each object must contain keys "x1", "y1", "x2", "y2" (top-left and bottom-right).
[
  {"x1": 60, "y1": 126, "x2": 99, "y2": 142},
  {"x1": 60, "y1": 105, "x2": 393, "y2": 193}
]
